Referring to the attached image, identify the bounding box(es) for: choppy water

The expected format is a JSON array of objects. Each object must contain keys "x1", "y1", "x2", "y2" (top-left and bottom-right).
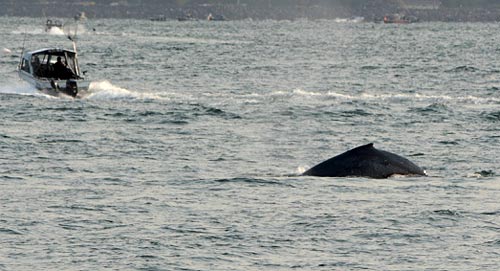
[{"x1": 1, "y1": 17, "x2": 499, "y2": 270}]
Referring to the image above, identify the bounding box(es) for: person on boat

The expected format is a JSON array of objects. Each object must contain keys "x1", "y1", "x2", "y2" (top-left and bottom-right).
[
  {"x1": 31, "y1": 56, "x2": 41, "y2": 76},
  {"x1": 53, "y1": 56, "x2": 71, "y2": 79},
  {"x1": 53, "y1": 56, "x2": 65, "y2": 69}
]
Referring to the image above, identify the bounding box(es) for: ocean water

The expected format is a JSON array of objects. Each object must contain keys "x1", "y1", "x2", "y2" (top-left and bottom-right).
[{"x1": 1, "y1": 17, "x2": 499, "y2": 270}]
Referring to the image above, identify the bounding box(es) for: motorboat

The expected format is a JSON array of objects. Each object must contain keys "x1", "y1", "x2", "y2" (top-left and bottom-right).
[
  {"x1": 207, "y1": 13, "x2": 226, "y2": 21},
  {"x1": 383, "y1": 14, "x2": 418, "y2": 24},
  {"x1": 19, "y1": 21, "x2": 90, "y2": 98},
  {"x1": 151, "y1": 15, "x2": 168, "y2": 22},
  {"x1": 177, "y1": 13, "x2": 197, "y2": 21},
  {"x1": 74, "y1": 12, "x2": 87, "y2": 21},
  {"x1": 18, "y1": 47, "x2": 89, "y2": 98},
  {"x1": 45, "y1": 19, "x2": 63, "y2": 32}
]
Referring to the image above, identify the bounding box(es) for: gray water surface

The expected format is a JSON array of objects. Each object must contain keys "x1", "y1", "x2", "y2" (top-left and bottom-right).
[{"x1": 1, "y1": 17, "x2": 499, "y2": 270}]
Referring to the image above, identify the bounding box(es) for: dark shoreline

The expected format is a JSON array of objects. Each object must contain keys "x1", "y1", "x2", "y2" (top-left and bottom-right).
[{"x1": 2, "y1": 2, "x2": 500, "y2": 22}]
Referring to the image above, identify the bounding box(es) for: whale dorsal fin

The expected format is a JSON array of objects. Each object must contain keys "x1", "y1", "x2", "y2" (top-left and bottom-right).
[
  {"x1": 344, "y1": 143, "x2": 375, "y2": 155},
  {"x1": 356, "y1": 143, "x2": 374, "y2": 150}
]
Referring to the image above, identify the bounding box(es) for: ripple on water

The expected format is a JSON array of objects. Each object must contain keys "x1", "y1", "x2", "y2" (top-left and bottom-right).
[
  {"x1": 0, "y1": 228, "x2": 23, "y2": 235},
  {"x1": 480, "y1": 111, "x2": 500, "y2": 122},
  {"x1": 446, "y1": 65, "x2": 480, "y2": 73},
  {"x1": 212, "y1": 177, "x2": 292, "y2": 187},
  {"x1": 409, "y1": 103, "x2": 451, "y2": 114}
]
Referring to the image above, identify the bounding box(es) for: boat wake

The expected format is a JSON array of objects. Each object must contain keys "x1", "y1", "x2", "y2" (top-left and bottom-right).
[
  {"x1": 12, "y1": 24, "x2": 88, "y2": 36},
  {"x1": 47, "y1": 27, "x2": 65, "y2": 36},
  {"x1": 272, "y1": 89, "x2": 500, "y2": 105},
  {"x1": 0, "y1": 82, "x2": 39, "y2": 96},
  {"x1": 85, "y1": 80, "x2": 166, "y2": 101},
  {"x1": 334, "y1": 17, "x2": 364, "y2": 23},
  {"x1": 0, "y1": 80, "x2": 165, "y2": 101}
]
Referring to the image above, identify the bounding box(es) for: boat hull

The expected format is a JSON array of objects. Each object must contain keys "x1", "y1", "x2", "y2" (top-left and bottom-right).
[{"x1": 18, "y1": 70, "x2": 90, "y2": 98}]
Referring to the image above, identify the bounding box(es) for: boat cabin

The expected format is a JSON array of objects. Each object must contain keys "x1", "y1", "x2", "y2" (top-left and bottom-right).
[{"x1": 19, "y1": 48, "x2": 82, "y2": 80}]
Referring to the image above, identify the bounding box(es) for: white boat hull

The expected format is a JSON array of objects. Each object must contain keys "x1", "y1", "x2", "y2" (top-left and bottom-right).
[{"x1": 18, "y1": 70, "x2": 90, "y2": 98}]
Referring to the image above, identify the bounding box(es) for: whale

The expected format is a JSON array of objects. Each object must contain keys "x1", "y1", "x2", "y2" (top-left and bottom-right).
[{"x1": 303, "y1": 143, "x2": 426, "y2": 178}]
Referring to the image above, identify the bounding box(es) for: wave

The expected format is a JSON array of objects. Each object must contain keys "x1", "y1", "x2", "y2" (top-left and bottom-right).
[
  {"x1": 480, "y1": 111, "x2": 500, "y2": 122},
  {"x1": 408, "y1": 103, "x2": 450, "y2": 114},
  {"x1": 468, "y1": 170, "x2": 496, "y2": 178},
  {"x1": 271, "y1": 89, "x2": 500, "y2": 104},
  {"x1": 212, "y1": 177, "x2": 293, "y2": 187},
  {"x1": 432, "y1": 209, "x2": 461, "y2": 216},
  {"x1": 446, "y1": 65, "x2": 480, "y2": 73}
]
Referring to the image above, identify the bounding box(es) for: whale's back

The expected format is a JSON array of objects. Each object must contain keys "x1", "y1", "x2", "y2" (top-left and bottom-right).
[{"x1": 303, "y1": 143, "x2": 426, "y2": 178}]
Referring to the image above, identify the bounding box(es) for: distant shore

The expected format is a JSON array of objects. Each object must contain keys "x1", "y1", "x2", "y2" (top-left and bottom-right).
[{"x1": 2, "y1": 2, "x2": 500, "y2": 22}]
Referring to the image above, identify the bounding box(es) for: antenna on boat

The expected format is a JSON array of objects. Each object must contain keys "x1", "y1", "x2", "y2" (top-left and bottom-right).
[
  {"x1": 67, "y1": 34, "x2": 78, "y2": 55},
  {"x1": 65, "y1": 21, "x2": 78, "y2": 54},
  {"x1": 18, "y1": 29, "x2": 28, "y2": 70},
  {"x1": 64, "y1": 21, "x2": 82, "y2": 77}
]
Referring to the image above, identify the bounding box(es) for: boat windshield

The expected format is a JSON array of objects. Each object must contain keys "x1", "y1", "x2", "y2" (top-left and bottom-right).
[{"x1": 31, "y1": 51, "x2": 79, "y2": 79}]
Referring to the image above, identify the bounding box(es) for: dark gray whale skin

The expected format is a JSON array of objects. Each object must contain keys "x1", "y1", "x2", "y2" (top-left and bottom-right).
[{"x1": 303, "y1": 143, "x2": 426, "y2": 178}]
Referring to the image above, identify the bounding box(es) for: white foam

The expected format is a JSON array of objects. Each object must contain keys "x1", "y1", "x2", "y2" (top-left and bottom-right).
[
  {"x1": 296, "y1": 166, "x2": 308, "y2": 175},
  {"x1": 280, "y1": 89, "x2": 500, "y2": 104},
  {"x1": 293, "y1": 89, "x2": 324, "y2": 96},
  {"x1": 47, "y1": 27, "x2": 65, "y2": 36},
  {"x1": 334, "y1": 17, "x2": 364, "y2": 23},
  {"x1": 0, "y1": 80, "x2": 167, "y2": 101},
  {"x1": 86, "y1": 80, "x2": 166, "y2": 101},
  {"x1": 0, "y1": 82, "x2": 39, "y2": 96}
]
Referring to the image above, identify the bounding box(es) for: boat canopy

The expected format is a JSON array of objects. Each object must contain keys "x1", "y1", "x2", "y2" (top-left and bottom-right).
[{"x1": 19, "y1": 48, "x2": 82, "y2": 79}]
